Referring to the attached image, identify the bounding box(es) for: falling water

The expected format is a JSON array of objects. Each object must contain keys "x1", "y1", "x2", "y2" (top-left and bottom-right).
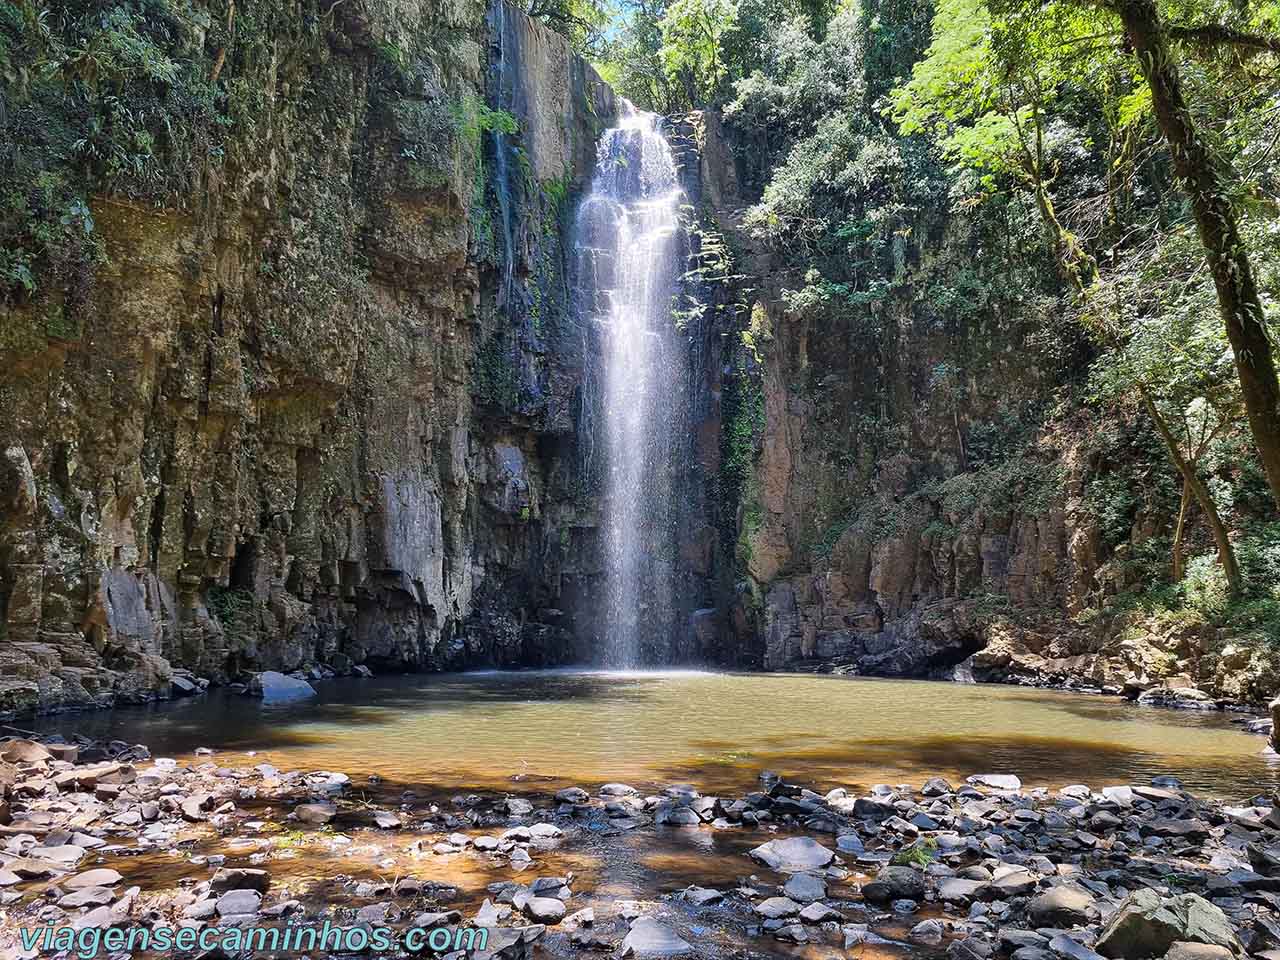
[
  {"x1": 575, "y1": 105, "x2": 684, "y2": 667},
  {"x1": 488, "y1": 0, "x2": 516, "y2": 304}
]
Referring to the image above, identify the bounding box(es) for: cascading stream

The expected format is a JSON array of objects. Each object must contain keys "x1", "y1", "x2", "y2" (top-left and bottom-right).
[{"x1": 576, "y1": 105, "x2": 684, "y2": 668}]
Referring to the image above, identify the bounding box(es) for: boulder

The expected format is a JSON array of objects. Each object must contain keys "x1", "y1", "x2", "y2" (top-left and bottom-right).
[
  {"x1": 938, "y1": 878, "x2": 987, "y2": 905},
  {"x1": 256, "y1": 671, "x2": 317, "y2": 702},
  {"x1": 295, "y1": 802, "x2": 337, "y2": 825},
  {"x1": 1096, "y1": 890, "x2": 1241, "y2": 959},
  {"x1": 1144, "y1": 818, "x2": 1209, "y2": 839},
  {"x1": 1030, "y1": 886, "x2": 1096, "y2": 926},
  {"x1": 1164, "y1": 944, "x2": 1235, "y2": 960},
  {"x1": 655, "y1": 804, "x2": 700, "y2": 826},
  {"x1": 621, "y1": 918, "x2": 692, "y2": 957},
  {"x1": 799, "y1": 902, "x2": 840, "y2": 923},
  {"x1": 210, "y1": 868, "x2": 270, "y2": 893},
  {"x1": 521, "y1": 897, "x2": 566, "y2": 923},
  {"x1": 923, "y1": 777, "x2": 955, "y2": 797},
  {"x1": 59, "y1": 886, "x2": 116, "y2": 908},
  {"x1": 987, "y1": 869, "x2": 1039, "y2": 899},
  {"x1": 748, "y1": 836, "x2": 834, "y2": 873},
  {"x1": 683, "y1": 886, "x2": 722, "y2": 906},
  {"x1": 0, "y1": 739, "x2": 51, "y2": 763},
  {"x1": 64, "y1": 868, "x2": 124, "y2": 890},
  {"x1": 911, "y1": 920, "x2": 945, "y2": 946},
  {"x1": 1050, "y1": 934, "x2": 1108, "y2": 960},
  {"x1": 1138, "y1": 688, "x2": 1215, "y2": 711},
  {"x1": 180, "y1": 794, "x2": 213, "y2": 822},
  {"x1": 862, "y1": 866, "x2": 925, "y2": 903},
  {"x1": 755, "y1": 897, "x2": 801, "y2": 919},
  {"x1": 784, "y1": 873, "x2": 827, "y2": 903},
  {"x1": 215, "y1": 888, "x2": 262, "y2": 917}
]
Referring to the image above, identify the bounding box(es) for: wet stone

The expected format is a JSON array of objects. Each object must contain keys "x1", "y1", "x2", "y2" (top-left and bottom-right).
[
  {"x1": 749, "y1": 836, "x2": 834, "y2": 873},
  {"x1": 294, "y1": 802, "x2": 336, "y2": 825},
  {"x1": 799, "y1": 901, "x2": 840, "y2": 923},
  {"x1": 911, "y1": 919, "x2": 945, "y2": 945},
  {"x1": 64, "y1": 868, "x2": 123, "y2": 890},
  {"x1": 215, "y1": 889, "x2": 261, "y2": 917},
  {"x1": 621, "y1": 918, "x2": 692, "y2": 957},
  {"x1": 521, "y1": 897, "x2": 567, "y2": 923},
  {"x1": 1030, "y1": 886, "x2": 1096, "y2": 926},
  {"x1": 755, "y1": 897, "x2": 801, "y2": 919},
  {"x1": 862, "y1": 865, "x2": 925, "y2": 903},
  {"x1": 783, "y1": 873, "x2": 826, "y2": 902},
  {"x1": 683, "y1": 886, "x2": 723, "y2": 906}
]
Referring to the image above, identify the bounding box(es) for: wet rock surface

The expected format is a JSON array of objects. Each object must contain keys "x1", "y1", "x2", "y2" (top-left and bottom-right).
[{"x1": 0, "y1": 735, "x2": 1278, "y2": 960}]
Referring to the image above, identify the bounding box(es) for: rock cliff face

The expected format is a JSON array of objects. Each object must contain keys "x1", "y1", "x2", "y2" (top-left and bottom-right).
[
  {"x1": 699, "y1": 95, "x2": 1276, "y2": 705},
  {"x1": 0, "y1": 0, "x2": 626, "y2": 713}
]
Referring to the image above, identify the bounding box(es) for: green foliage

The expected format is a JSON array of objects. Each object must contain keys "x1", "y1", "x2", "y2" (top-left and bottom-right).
[
  {"x1": 0, "y1": 0, "x2": 228, "y2": 304},
  {"x1": 595, "y1": 0, "x2": 840, "y2": 112},
  {"x1": 453, "y1": 95, "x2": 518, "y2": 150},
  {"x1": 473, "y1": 333, "x2": 520, "y2": 410},
  {"x1": 1132, "y1": 523, "x2": 1280, "y2": 647},
  {"x1": 1085, "y1": 474, "x2": 1138, "y2": 549},
  {"x1": 720, "y1": 350, "x2": 765, "y2": 572},
  {"x1": 528, "y1": 0, "x2": 612, "y2": 60},
  {"x1": 0, "y1": 170, "x2": 102, "y2": 314},
  {"x1": 658, "y1": 0, "x2": 739, "y2": 105},
  {"x1": 206, "y1": 585, "x2": 257, "y2": 647},
  {"x1": 892, "y1": 838, "x2": 937, "y2": 867}
]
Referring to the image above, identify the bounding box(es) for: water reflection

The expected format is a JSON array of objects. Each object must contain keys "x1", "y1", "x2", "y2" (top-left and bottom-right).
[{"x1": 31, "y1": 670, "x2": 1278, "y2": 800}]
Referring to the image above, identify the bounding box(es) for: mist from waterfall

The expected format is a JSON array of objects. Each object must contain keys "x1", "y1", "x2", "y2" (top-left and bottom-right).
[{"x1": 575, "y1": 105, "x2": 683, "y2": 668}]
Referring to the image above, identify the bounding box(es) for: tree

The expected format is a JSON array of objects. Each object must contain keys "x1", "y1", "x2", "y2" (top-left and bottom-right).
[
  {"x1": 595, "y1": 0, "x2": 687, "y2": 112},
  {"x1": 894, "y1": 0, "x2": 1280, "y2": 518},
  {"x1": 658, "y1": 0, "x2": 739, "y2": 106},
  {"x1": 1101, "y1": 0, "x2": 1280, "y2": 515},
  {"x1": 1088, "y1": 227, "x2": 1247, "y2": 593},
  {"x1": 889, "y1": 0, "x2": 1280, "y2": 589},
  {"x1": 528, "y1": 0, "x2": 612, "y2": 59}
]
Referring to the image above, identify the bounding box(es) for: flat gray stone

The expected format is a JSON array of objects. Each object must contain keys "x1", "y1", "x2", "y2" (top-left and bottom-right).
[
  {"x1": 755, "y1": 896, "x2": 801, "y2": 919},
  {"x1": 215, "y1": 889, "x2": 262, "y2": 917},
  {"x1": 621, "y1": 917, "x2": 692, "y2": 957},
  {"x1": 969, "y1": 774, "x2": 1022, "y2": 791},
  {"x1": 64, "y1": 868, "x2": 123, "y2": 890},
  {"x1": 784, "y1": 873, "x2": 826, "y2": 903},
  {"x1": 683, "y1": 886, "x2": 722, "y2": 906},
  {"x1": 294, "y1": 802, "x2": 336, "y2": 825},
  {"x1": 749, "y1": 836, "x2": 834, "y2": 873}
]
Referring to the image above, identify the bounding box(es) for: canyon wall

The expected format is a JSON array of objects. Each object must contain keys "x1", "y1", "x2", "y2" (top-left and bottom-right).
[
  {"x1": 0, "y1": 0, "x2": 633, "y2": 714},
  {"x1": 700, "y1": 40, "x2": 1277, "y2": 707}
]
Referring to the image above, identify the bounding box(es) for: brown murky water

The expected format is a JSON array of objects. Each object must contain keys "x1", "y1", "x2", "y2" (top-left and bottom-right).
[
  {"x1": 32, "y1": 670, "x2": 1279, "y2": 799},
  {"x1": 12, "y1": 671, "x2": 1278, "y2": 960}
]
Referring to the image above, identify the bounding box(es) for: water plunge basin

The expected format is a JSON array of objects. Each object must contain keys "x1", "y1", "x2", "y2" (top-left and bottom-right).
[{"x1": 34, "y1": 670, "x2": 1278, "y2": 801}]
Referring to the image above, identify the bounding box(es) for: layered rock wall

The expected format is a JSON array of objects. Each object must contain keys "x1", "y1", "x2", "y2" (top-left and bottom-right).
[{"x1": 0, "y1": 0, "x2": 620, "y2": 712}]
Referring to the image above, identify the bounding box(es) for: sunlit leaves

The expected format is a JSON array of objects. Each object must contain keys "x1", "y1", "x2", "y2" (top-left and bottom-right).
[{"x1": 658, "y1": 0, "x2": 739, "y2": 105}]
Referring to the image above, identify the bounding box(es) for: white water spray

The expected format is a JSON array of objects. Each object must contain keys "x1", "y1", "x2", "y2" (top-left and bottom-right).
[{"x1": 575, "y1": 104, "x2": 683, "y2": 667}]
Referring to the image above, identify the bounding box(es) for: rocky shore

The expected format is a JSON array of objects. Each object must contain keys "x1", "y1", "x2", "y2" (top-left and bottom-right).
[{"x1": 1, "y1": 734, "x2": 1279, "y2": 960}]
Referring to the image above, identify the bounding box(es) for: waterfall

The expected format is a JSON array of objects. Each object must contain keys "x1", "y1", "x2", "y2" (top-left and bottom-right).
[
  {"x1": 488, "y1": 1, "x2": 516, "y2": 305},
  {"x1": 575, "y1": 104, "x2": 684, "y2": 668}
]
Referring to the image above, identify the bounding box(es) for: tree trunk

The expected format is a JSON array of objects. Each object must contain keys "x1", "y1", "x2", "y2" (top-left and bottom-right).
[
  {"x1": 1137, "y1": 384, "x2": 1241, "y2": 594},
  {"x1": 1113, "y1": 0, "x2": 1280, "y2": 514},
  {"x1": 1171, "y1": 475, "x2": 1190, "y2": 582}
]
